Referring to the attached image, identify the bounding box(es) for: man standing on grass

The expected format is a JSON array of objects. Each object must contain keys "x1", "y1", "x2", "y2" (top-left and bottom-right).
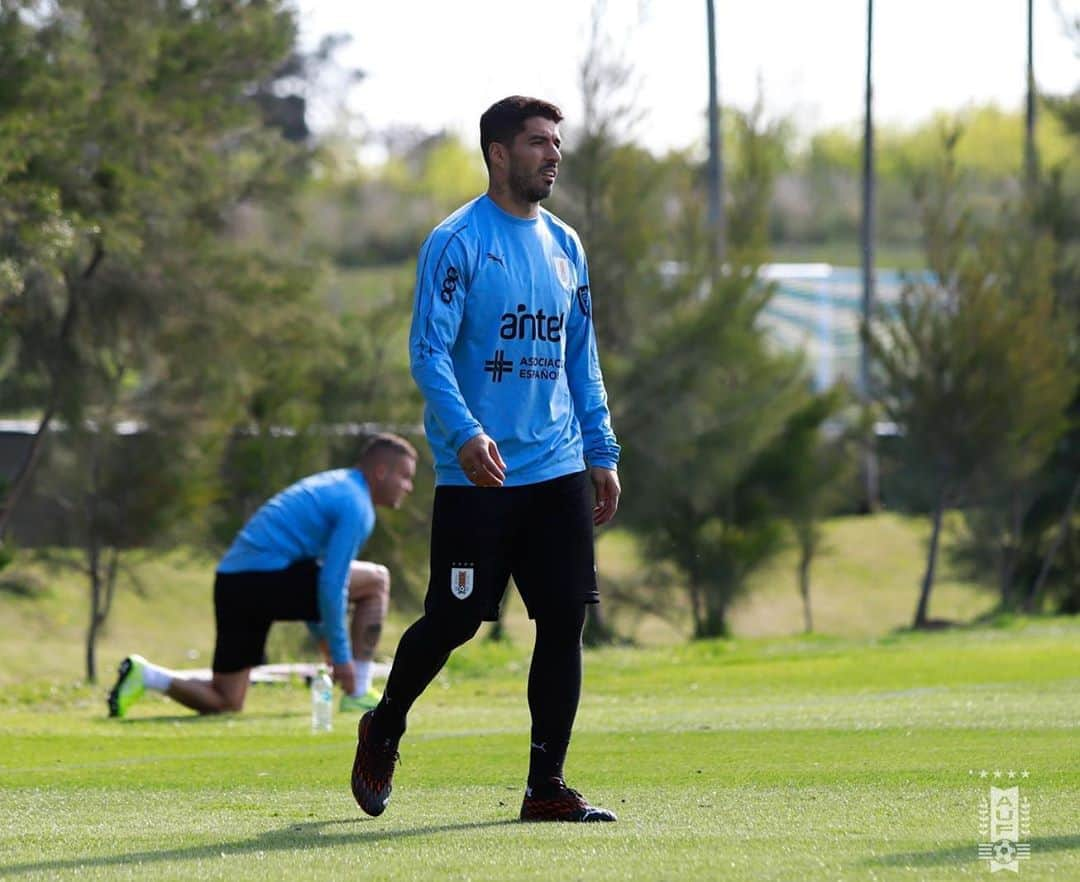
[
  {"x1": 350, "y1": 96, "x2": 621, "y2": 823},
  {"x1": 107, "y1": 433, "x2": 417, "y2": 717}
]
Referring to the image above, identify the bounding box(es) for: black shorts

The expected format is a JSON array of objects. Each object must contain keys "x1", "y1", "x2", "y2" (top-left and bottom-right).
[
  {"x1": 212, "y1": 559, "x2": 321, "y2": 673},
  {"x1": 425, "y1": 470, "x2": 598, "y2": 622}
]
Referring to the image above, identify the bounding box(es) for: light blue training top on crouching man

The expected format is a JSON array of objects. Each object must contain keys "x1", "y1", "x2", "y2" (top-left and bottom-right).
[{"x1": 217, "y1": 468, "x2": 375, "y2": 665}]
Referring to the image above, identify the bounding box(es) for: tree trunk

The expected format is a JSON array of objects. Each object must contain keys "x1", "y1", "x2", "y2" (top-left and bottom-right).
[
  {"x1": 694, "y1": 604, "x2": 727, "y2": 639},
  {"x1": 86, "y1": 541, "x2": 101, "y2": 684},
  {"x1": 999, "y1": 492, "x2": 1025, "y2": 609},
  {"x1": 487, "y1": 617, "x2": 506, "y2": 642},
  {"x1": 686, "y1": 567, "x2": 704, "y2": 637},
  {"x1": 1024, "y1": 472, "x2": 1080, "y2": 612},
  {"x1": 0, "y1": 244, "x2": 101, "y2": 539},
  {"x1": 694, "y1": 574, "x2": 729, "y2": 639},
  {"x1": 913, "y1": 495, "x2": 946, "y2": 629},
  {"x1": 798, "y1": 542, "x2": 814, "y2": 634},
  {"x1": 102, "y1": 546, "x2": 119, "y2": 624},
  {"x1": 0, "y1": 403, "x2": 57, "y2": 540},
  {"x1": 582, "y1": 603, "x2": 616, "y2": 646}
]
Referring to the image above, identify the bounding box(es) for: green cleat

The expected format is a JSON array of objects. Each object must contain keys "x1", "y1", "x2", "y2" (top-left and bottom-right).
[
  {"x1": 340, "y1": 687, "x2": 382, "y2": 713},
  {"x1": 107, "y1": 655, "x2": 147, "y2": 718}
]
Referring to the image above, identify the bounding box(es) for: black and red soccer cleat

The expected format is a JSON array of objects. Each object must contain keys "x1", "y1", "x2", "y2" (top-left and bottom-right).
[
  {"x1": 350, "y1": 709, "x2": 399, "y2": 816},
  {"x1": 519, "y1": 777, "x2": 617, "y2": 822}
]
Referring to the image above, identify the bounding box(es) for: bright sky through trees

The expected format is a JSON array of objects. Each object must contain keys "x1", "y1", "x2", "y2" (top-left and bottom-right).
[{"x1": 297, "y1": 0, "x2": 1078, "y2": 155}]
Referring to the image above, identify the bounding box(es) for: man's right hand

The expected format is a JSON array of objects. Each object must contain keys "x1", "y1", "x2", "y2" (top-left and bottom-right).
[
  {"x1": 458, "y1": 433, "x2": 506, "y2": 487},
  {"x1": 332, "y1": 660, "x2": 356, "y2": 696}
]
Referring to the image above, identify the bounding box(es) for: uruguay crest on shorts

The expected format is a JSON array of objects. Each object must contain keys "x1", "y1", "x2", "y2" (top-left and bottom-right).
[{"x1": 450, "y1": 565, "x2": 474, "y2": 600}]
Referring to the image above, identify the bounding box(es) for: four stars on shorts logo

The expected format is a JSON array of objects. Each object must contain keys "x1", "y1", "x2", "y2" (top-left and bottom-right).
[{"x1": 484, "y1": 349, "x2": 514, "y2": 383}]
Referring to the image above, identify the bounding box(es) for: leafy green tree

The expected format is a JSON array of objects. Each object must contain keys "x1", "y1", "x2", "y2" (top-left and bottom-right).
[
  {"x1": 0, "y1": 0, "x2": 308, "y2": 537},
  {"x1": 206, "y1": 254, "x2": 344, "y2": 544},
  {"x1": 32, "y1": 407, "x2": 218, "y2": 683},
  {"x1": 1011, "y1": 85, "x2": 1080, "y2": 613},
  {"x1": 550, "y1": 3, "x2": 662, "y2": 364},
  {"x1": 869, "y1": 137, "x2": 1074, "y2": 627},
  {"x1": 318, "y1": 281, "x2": 432, "y2": 613},
  {"x1": 317, "y1": 283, "x2": 422, "y2": 427},
  {"x1": 616, "y1": 109, "x2": 810, "y2": 638},
  {"x1": 788, "y1": 104, "x2": 1076, "y2": 252},
  {"x1": 540, "y1": 4, "x2": 672, "y2": 643},
  {"x1": 295, "y1": 132, "x2": 486, "y2": 268},
  {"x1": 741, "y1": 388, "x2": 856, "y2": 633},
  {"x1": 0, "y1": 0, "x2": 341, "y2": 678}
]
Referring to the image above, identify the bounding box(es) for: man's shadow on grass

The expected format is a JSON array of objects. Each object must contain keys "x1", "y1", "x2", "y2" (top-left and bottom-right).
[
  {"x1": 101, "y1": 711, "x2": 310, "y2": 725},
  {"x1": 865, "y1": 834, "x2": 1080, "y2": 868},
  {"x1": 1, "y1": 817, "x2": 518, "y2": 876}
]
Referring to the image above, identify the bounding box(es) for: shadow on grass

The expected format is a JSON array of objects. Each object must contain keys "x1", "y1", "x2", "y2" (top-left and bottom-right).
[
  {"x1": 866, "y1": 835, "x2": 1080, "y2": 867},
  {"x1": 1, "y1": 817, "x2": 519, "y2": 876},
  {"x1": 101, "y1": 711, "x2": 305, "y2": 725}
]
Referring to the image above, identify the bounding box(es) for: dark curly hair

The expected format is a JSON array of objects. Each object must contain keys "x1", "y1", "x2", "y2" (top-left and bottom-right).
[{"x1": 479, "y1": 96, "x2": 564, "y2": 169}]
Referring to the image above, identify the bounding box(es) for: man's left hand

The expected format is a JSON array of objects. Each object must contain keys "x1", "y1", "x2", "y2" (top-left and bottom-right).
[
  {"x1": 590, "y1": 467, "x2": 621, "y2": 527},
  {"x1": 332, "y1": 660, "x2": 356, "y2": 696}
]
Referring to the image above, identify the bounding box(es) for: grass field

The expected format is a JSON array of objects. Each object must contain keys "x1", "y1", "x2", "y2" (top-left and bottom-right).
[
  {"x1": 1, "y1": 619, "x2": 1078, "y2": 881},
  {"x1": 0, "y1": 516, "x2": 1075, "y2": 880}
]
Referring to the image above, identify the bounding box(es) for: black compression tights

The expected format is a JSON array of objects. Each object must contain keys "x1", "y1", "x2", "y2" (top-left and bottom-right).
[
  {"x1": 526, "y1": 604, "x2": 586, "y2": 786},
  {"x1": 372, "y1": 604, "x2": 587, "y2": 787}
]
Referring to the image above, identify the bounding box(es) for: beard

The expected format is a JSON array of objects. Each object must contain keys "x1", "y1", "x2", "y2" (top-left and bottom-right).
[{"x1": 508, "y1": 165, "x2": 554, "y2": 203}]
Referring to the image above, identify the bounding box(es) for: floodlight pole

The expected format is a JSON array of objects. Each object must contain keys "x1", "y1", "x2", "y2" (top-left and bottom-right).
[
  {"x1": 1024, "y1": 0, "x2": 1038, "y2": 189},
  {"x1": 860, "y1": 0, "x2": 880, "y2": 512},
  {"x1": 706, "y1": 0, "x2": 725, "y2": 277}
]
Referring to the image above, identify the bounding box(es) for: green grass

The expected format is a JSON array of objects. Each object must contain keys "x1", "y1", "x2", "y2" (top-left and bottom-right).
[
  {"x1": 0, "y1": 513, "x2": 993, "y2": 684},
  {"x1": 0, "y1": 516, "x2": 1073, "y2": 879},
  {"x1": 1, "y1": 621, "x2": 1078, "y2": 881}
]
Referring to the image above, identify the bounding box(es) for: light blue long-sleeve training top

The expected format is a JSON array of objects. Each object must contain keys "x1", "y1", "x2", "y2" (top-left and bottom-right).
[
  {"x1": 409, "y1": 195, "x2": 620, "y2": 486},
  {"x1": 217, "y1": 469, "x2": 374, "y2": 665}
]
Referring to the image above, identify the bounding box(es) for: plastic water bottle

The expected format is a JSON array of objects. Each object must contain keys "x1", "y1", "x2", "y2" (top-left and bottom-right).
[{"x1": 311, "y1": 664, "x2": 333, "y2": 732}]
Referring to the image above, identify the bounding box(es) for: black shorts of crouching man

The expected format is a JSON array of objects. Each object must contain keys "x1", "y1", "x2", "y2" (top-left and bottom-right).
[{"x1": 212, "y1": 558, "x2": 320, "y2": 673}]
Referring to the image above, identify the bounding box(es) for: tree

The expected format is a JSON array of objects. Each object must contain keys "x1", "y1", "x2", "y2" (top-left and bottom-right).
[
  {"x1": 787, "y1": 105, "x2": 1077, "y2": 252},
  {"x1": 202, "y1": 249, "x2": 344, "y2": 545},
  {"x1": 33, "y1": 412, "x2": 217, "y2": 683},
  {"x1": 0, "y1": 0, "x2": 308, "y2": 538},
  {"x1": 741, "y1": 388, "x2": 856, "y2": 633},
  {"x1": 869, "y1": 136, "x2": 1074, "y2": 627},
  {"x1": 954, "y1": 210, "x2": 1075, "y2": 610},
  {"x1": 553, "y1": 0, "x2": 658, "y2": 363},
  {"x1": 617, "y1": 108, "x2": 809, "y2": 638},
  {"x1": 1011, "y1": 81, "x2": 1080, "y2": 612},
  {"x1": 0, "y1": 0, "x2": 335, "y2": 679},
  {"x1": 545, "y1": 1, "x2": 667, "y2": 644}
]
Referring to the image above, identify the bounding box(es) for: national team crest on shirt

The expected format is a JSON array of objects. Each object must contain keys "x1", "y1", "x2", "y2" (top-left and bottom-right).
[
  {"x1": 553, "y1": 256, "x2": 572, "y2": 288},
  {"x1": 450, "y1": 565, "x2": 474, "y2": 600}
]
